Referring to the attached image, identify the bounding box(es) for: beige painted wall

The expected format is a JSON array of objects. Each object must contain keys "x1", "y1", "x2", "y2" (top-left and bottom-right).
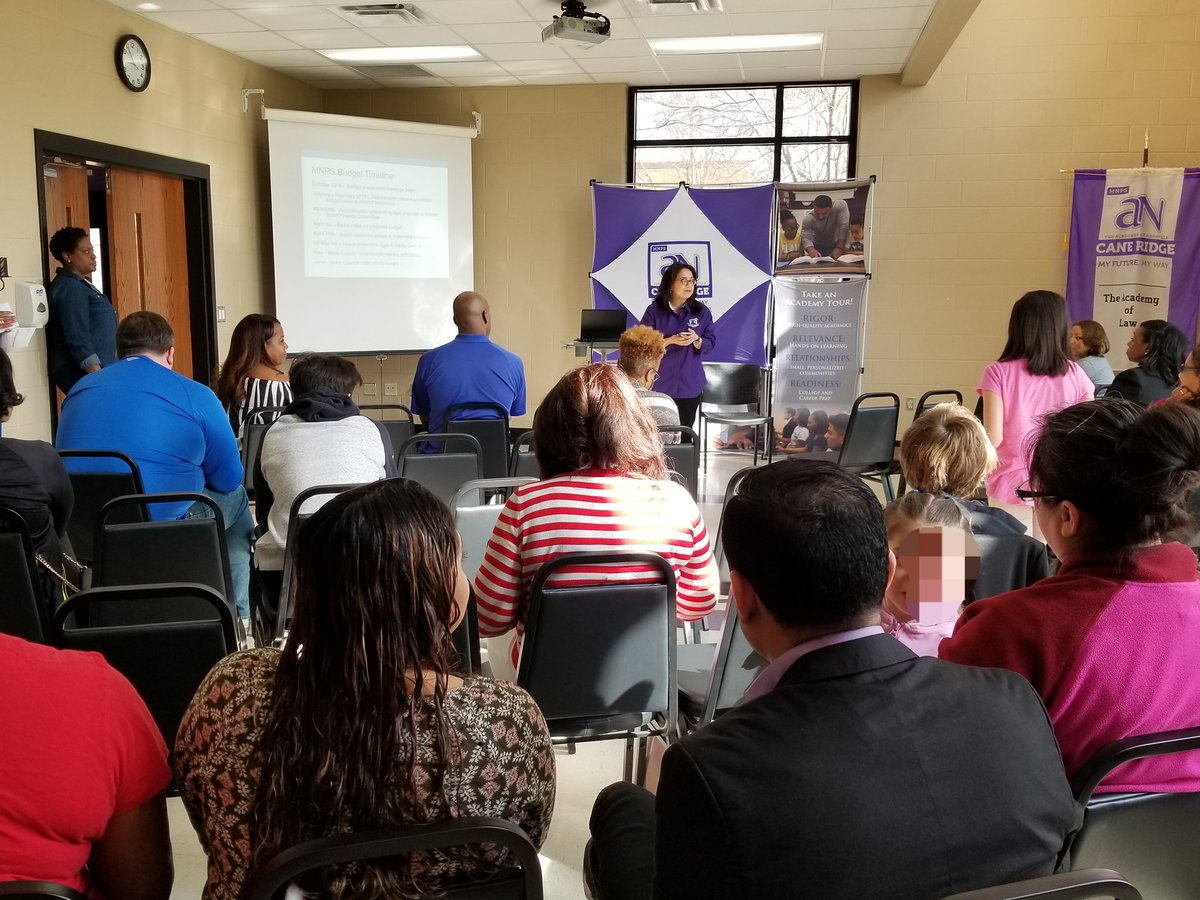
[
  {"x1": 858, "y1": 0, "x2": 1200, "y2": 409},
  {"x1": 323, "y1": 85, "x2": 626, "y2": 428},
  {"x1": 0, "y1": 0, "x2": 320, "y2": 441}
]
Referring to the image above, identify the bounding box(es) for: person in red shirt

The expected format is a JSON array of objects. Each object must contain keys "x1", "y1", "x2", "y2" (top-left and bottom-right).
[{"x1": 0, "y1": 633, "x2": 173, "y2": 898}]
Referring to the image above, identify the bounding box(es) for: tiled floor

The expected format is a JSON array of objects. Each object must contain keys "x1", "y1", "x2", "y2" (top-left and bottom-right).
[{"x1": 169, "y1": 450, "x2": 773, "y2": 899}]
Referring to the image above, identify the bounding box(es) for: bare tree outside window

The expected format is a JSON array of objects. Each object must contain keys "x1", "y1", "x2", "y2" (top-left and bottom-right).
[{"x1": 631, "y1": 83, "x2": 856, "y2": 186}]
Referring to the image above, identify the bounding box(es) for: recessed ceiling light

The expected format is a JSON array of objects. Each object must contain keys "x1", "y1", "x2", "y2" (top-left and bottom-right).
[
  {"x1": 136, "y1": 2, "x2": 160, "y2": 9},
  {"x1": 648, "y1": 33, "x2": 823, "y2": 55},
  {"x1": 321, "y1": 46, "x2": 480, "y2": 63}
]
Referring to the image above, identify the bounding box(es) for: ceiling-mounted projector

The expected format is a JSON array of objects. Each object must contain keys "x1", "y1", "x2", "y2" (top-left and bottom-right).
[{"x1": 542, "y1": 0, "x2": 611, "y2": 48}]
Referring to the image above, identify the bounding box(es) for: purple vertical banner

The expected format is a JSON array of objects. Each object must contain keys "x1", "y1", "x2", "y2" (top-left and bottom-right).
[
  {"x1": 771, "y1": 278, "x2": 866, "y2": 454},
  {"x1": 1067, "y1": 168, "x2": 1200, "y2": 370},
  {"x1": 590, "y1": 183, "x2": 774, "y2": 366}
]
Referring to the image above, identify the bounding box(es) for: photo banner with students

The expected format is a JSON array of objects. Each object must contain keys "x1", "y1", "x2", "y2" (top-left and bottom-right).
[
  {"x1": 1066, "y1": 168, "x2": 1200, "y2": 362},
  {"x1": 775, "y1": 179, "x2": 874, "y2": 277},
  {"x1": 771, "y1": 278, "x2": 867, "y2": 449},
  {"x1": 590, "y1": 183, "x2": 775, "y2": 365}
]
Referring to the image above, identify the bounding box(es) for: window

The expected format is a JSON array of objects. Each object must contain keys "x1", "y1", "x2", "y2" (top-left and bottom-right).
[{"x1": 629, "y1": 82, "x2": 857, "y2": 185}]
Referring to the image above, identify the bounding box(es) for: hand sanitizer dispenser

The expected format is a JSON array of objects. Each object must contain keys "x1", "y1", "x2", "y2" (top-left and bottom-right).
[{"x1": 14, "y1": 282, "x2": 49, "y2": 327}]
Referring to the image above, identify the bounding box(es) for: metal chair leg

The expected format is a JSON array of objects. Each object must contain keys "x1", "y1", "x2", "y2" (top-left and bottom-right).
[{"x1": 623, "y1": 735, "x2": 635, "y2": 782}]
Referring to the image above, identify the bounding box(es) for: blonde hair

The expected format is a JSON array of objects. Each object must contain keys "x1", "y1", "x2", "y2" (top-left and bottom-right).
[
  {"x1": 618, "y1": 325, "x2": 667, "y2": 380},
  {"x1": 884, "y1": 492, "x2": 969, "y2": 541},
  {"x1": 899, "y1": 403, "x2": 996, "y2": 497}
]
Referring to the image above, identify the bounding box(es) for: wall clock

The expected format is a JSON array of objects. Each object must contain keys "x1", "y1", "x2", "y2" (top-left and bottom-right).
[{"x1": 115, "y1": 34, "x2": 151, "y2": 92}]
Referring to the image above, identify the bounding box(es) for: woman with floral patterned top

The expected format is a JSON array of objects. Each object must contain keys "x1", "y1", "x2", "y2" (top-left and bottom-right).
[{"x1": 175, "y1": 478, "x2": 556, "y2": 900}]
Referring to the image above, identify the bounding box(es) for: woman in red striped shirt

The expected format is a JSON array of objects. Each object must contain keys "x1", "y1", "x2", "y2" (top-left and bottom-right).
[{"x1": 475, "y1": 364, "x2": 719, "y2": 674}]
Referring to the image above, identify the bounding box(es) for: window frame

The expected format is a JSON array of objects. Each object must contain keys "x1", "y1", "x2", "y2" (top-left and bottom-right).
[{"x1": 626, "y1": 80, "x2": 859, "y2": 185}]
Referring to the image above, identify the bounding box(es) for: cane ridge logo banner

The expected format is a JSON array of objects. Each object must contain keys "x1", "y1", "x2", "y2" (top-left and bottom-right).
[
  {"x1": 771, "y1": 278, "x2": 866, "y2": 453},
  {"x1": 1066, "y1": 168, "x2": 1200, "y2": 366},
  {"x1": 590, "y1": 184, "x2": 775, "y2": 365}
]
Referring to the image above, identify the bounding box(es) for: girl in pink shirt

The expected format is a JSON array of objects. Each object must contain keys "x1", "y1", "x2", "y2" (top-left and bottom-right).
[{"x1": 978, "y1": 291, "x2": 1094, "y2": 522}]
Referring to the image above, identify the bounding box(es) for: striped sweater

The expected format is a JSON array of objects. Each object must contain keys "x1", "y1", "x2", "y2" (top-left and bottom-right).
[{"x1": 474, "y1": 469, "x2": 719, "y2": 640}]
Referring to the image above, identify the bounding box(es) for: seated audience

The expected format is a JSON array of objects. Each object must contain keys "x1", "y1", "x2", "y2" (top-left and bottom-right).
[
  {"x1": 0, "y1": 347, "x2": 75, "y2": 605},
  {"x1": 1108, "y1": 318, "x2": 1188, "y2": 407},
  {"x1": 883, "y1": 492, "x2": 980, "y2": 657},
  {"x1": 900, "y1": 402, "x2": 1026, "y2": 536},
  {"x1": 0, "y1": 632, "x2": 172, "y2": 897},
  {"x1": 213, "y1": 313, "x2": 292, "y2": 438},
  {"x1": 55, "y1": 311, "x2": 255, "y2": 624},
  {"x1": 253, "y1": 354, "x2": 396, "y2": 607},
  {"x1": 176, "y1": 479, "x2": 555, "y2": 900},
  {"x1": 1070, "y1": 319, "x2": 1114, "y2": 390},
  {"x1": 618, "y1": 324, "x2": 681, "y2": 443},
  {"x1": 1158, "y1": 341, "x2": 1200, "y2": 408},
  {"x1": 941, "y1": 399, "x2": 1200, "y2": 791},
  {"x1": 586, "y1": 461, "x2": 1081, "y2": 900},
  {"x1": 777, "y1": 406, "x2": 810, "y2": 449},
  {"x1": 779, "y1": 409, "x2": 827, "y2": 453},
  {"x1": 474, "y1": 364, "x2": 718, "y2": 674}
]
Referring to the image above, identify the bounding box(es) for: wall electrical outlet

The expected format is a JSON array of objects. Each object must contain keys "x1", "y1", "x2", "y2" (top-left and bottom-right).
[
  {"x1": 0, "y1": 257, "x2": 8, "y2": 278},
  {"x1": 384, "y1": 382, "x2": 399, "y2": 396},
  {"x1": 905, "y1": 397, "x2": 915, "y2": 410},
  {"x1": 363, "y1": 382, "x2": 378, "y2": 397}
]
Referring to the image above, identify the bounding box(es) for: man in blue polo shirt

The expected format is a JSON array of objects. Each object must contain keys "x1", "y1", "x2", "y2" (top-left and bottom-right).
[
  {"x1": 411, "y1": 291, "x2": 526, "y2": 435},
  {"x1": 57, "y1": 311, "x2": 254, "y2": 624}
]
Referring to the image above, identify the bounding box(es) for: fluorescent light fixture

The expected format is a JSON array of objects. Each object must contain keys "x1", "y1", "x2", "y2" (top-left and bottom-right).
[
  {"x1": 322, "y1": 46, "x2": 480, "y2": 63},
  {"x1": 649, "y1": 33, "x2": 822, "y2": 54},
  {"x1": 135, "y1": 2, "x2": 160, "y2": 9}
]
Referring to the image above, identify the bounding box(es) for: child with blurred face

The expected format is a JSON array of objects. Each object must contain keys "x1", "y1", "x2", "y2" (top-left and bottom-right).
[{"x1": 883, "y1": 494, "x2": 981, "y2": 657}]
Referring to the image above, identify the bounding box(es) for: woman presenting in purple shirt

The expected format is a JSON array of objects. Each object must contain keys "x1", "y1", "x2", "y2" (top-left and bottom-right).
[{"x1": 639, "y1": 262, "x2": 717, "y2": 429}]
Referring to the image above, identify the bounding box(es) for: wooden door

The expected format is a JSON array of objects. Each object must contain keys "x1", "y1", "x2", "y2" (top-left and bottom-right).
[
  {"x1": 107, "y1": 167, "x2": 193, "y2": 379},
  {"x1": 42, "y1": 160, "x2": 90, "y2": 276}
]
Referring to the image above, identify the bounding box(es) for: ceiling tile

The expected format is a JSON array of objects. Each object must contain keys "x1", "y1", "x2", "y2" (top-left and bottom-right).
[
  {"x1": 360, "y1": 25, "x2": 472, "y2": 45},
  {"x1": 741, "y1": 65, "x2": 825, "y2": 80},
  {"x1": 106, "y1": 0, "x2": 220, "y2": 11},
  {"x1": 597, "y1": 70, "x2": 670, "y2": 85},
  {"x1": 731, "y1": 48, "x2": 823, "y2": 67},
  {"x1": 279, "y1": 29, "x2": 383, "y2": 49},
  {"x1": 278, "y1": 64, "x2": 374, "y2": 81},
  {"x1": 561, "y1": 37, "x2": 654, "y2": 58},
  {"x1": 476, "y1": 42, "x2": 570, "y2": 60},
  {"x1": 827, "y1": 6, "x2": 932, "y2": 30},
  {"x1": 370, "y1": 75, "x2": 453, "y2": 86},
  {"x1": 519, "y1": 73, "x2": 596, "y2": 84},
  {"x1": 209, "y1": 0, "x2": 326, "y2": 7},
  {"x1": 238, "y1": 48, "x2": 332, "y2": 66},
  {"x1": 655, "y1": 53, "x2": 745, "y2": 70},
  {"x1": 823, "y1": 46, "x2": 910, "y2": 66},
  {"x1": 420, "y1": 60, "x2": 511, "y2": 76},
  {"x1": 727, "y1": 11, "x2": 828, "y2": 34},
  {"x1": 501, "y1": 58, "x2": 586, "y2": 74},
  {"x1": 631, "y1": 14, "x2": 732, "y2": 38},
  {"x1": 198, "y1": 30, "x2": 303, "y2": 51},
  {"x1": 235, "y1": 5, "x2": 353, "y2": 29},
  {"x1": 825, "y1": 28, "x2": 921, "y2": 50},
  {"x1": 449, "y1": 22, "x2": 543, "y2": 44},
  {"x1": 420, "y1": 0, "x2": 534, "y2": 25},
  {"x1": 819, "y1": 63, "x2": 906, "y2": 78},
  {"x1": 668, "y1": 69, "x2": 747, "y2": 85},
  {"x1": 141, "y1": 8, "x2": 262, "y2": 31},
  {"x1": 696, "y1": 0, "x2": 826, "y2": 9},
  {"x1": 576, "y1": 54, "x2": 661, "y2": 72}
]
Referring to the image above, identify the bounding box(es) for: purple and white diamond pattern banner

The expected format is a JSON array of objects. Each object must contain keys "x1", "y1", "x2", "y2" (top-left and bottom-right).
[
  {"x1": 1067, "y1": 168, "x2": 1200, "y2": 365},
  {"x1": 590, "y1": 183, "x2": 775, "y2": 365}
]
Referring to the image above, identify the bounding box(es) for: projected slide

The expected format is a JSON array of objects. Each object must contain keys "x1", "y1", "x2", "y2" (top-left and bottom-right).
[
  {"x1": 266, "y1": 110, "x2": 475, "y2": 354},
  {"x1": 302, "y1": 156, "x2": 449, "y2": 279}
]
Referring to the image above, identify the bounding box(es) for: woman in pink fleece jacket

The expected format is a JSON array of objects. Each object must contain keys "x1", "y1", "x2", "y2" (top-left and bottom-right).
[{"x1": 940, "y1": 399, "x2": 1200, "y2": 793}]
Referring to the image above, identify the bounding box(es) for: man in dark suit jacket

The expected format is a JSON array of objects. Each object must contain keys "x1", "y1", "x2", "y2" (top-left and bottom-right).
[{"x1": 586, "y1": 460, "x2": 1082, "y2": 900}]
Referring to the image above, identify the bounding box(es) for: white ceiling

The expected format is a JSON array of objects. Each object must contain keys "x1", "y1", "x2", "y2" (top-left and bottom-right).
[{"x1": 104, "y1": 0, "x2": 937, "y2": 89}]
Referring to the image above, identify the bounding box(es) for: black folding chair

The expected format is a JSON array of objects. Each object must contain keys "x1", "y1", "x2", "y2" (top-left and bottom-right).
[
  {"x1": 698, "y1": 363, "x2": 772, "y2": 467},
  {"x1": 446, "y1": 402, "x2": 511, "y2": 480},
  {"x1": 92, "y1": 493, "x2": 236, "y2": 621},
  {"x1": 398, "y1": 433, "x2": 483, "y2": 504},
  {"x1": 58, "y1": 449, "x2": 145, "y2": 565},
  {"x1": 246, "y1": 818, "x2": 543, "y2": 900},
  {"x1": 509, "y1": 430, "x2": 538, "y2": 479},
  {"x1": 52, "y1": 582, "x2": 236, "y2": 789},
  {"x1": 971, "y1": 534, "x2": 1050, "y2": 603},
  {"x1": 0, "y1": 883, "x2": 91, "y2": 900},
  {"x1": 360, "y1": 403, "x2": 417, "y2": 452},
  {"x1": 940, "y1": 869, "x2": 1143, "y2": 900},
  {"x1": 242, "y1": 406, "x2": 288, "y2": 501},
  {"x1": 676, "y1": 600, "x2": 765, "y2": 731},
  {"x1": 835, "y1": 392, "x2": 901, "y2": 501},
  {"x1": 517, "y1": 551, "x2": 677, "y2": 783},
  {"x1": 660, "y1": 425, "x2": 699, "y2": 499},
  {"x1": 1066, "y1": 726, "x2": 1200, "y2": 899},
  {"x1": 0, "y1": 506, "x2": 49, "y2": 643}
]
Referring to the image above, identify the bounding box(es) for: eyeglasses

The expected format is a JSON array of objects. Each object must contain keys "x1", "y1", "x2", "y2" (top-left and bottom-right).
[
  {"x1": 1181, "y1": 365, "x2": 1200, "y2": 373},
  {"x1": 648, "y1": 369, "x2": 659, "y2": 384},
  {"x1": 677, "y1": 277, "x2": 696, "y2": 286},
  {"x1": 1014, "y1": 480, "x2": 1065, "y2": 504}
]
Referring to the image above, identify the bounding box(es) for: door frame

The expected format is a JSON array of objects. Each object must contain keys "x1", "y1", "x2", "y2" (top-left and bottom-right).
[{"x1": 34, "y1": 130, "x2": 219, "y2": 410}]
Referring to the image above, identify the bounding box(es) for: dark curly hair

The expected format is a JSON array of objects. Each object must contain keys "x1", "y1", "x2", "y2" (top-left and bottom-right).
[
  {"x1": 1135, "y1": 319, "x2": 1189, "y2": 385},
  {"x1": 252, "y1": 479, "x2": 469, "y2": 898},
  {"x1": 47, "y1": 226, "x2": 87, "y2": 264},
  {"x1": 534, "y1": 364, "x2": 667, "y2": 480},
  {"x1": 0, "y1": 348, "x2": 25, "y2": 417}
]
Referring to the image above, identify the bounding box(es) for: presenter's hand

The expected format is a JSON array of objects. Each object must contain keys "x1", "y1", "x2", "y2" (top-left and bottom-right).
[
  {"x1": 668, "y1": 332, "x2": 694, "y2": 347},
  {"x1": 806, "y1": 247, "x2": 821, "y2": 258}
]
